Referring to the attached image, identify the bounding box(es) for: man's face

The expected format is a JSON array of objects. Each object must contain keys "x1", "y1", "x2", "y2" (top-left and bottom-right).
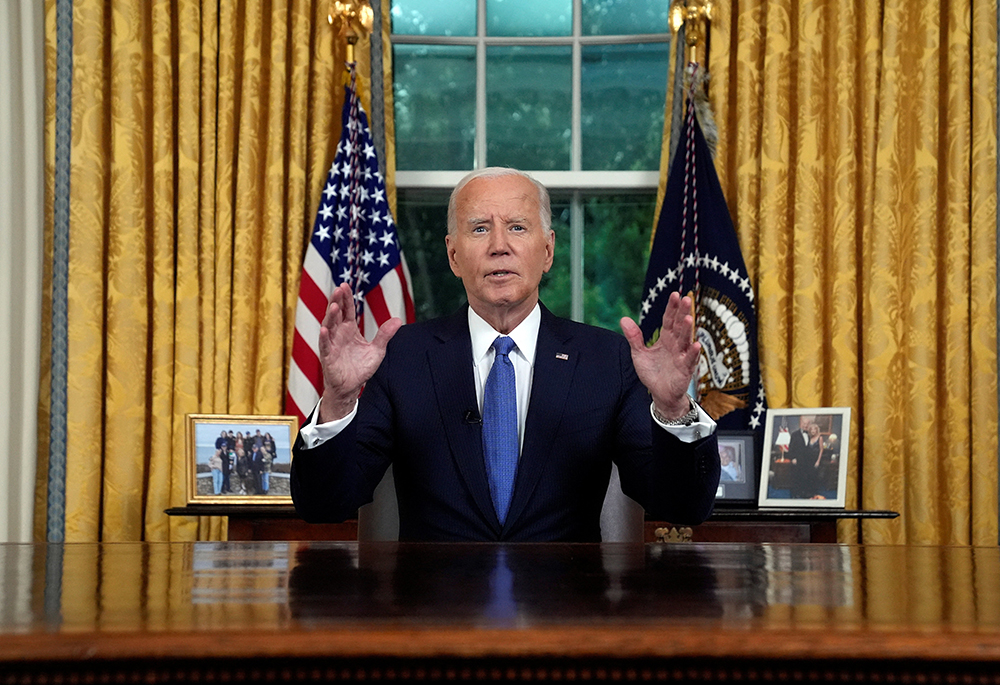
[{"x1": 446, "y1": 174, "x2": 554, "y2": 325}]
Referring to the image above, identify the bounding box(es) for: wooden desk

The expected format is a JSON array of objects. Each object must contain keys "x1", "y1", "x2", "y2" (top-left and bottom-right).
[
  {"x1": 0, "y1": 541, "x2": 997, "y2": 684},
  {"x1": 167, "y1": 505, "x2": 898, "y2": 543}
]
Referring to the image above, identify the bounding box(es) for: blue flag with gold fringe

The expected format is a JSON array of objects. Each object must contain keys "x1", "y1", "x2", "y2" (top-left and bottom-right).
[{"x1": 639, "y1": 99, "x2": 767, "y2": 438}]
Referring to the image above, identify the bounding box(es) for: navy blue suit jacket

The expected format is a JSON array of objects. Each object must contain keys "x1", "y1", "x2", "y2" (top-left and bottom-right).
[{"x1": 291, "y1": 304, "x2": 720, "y2": 541}]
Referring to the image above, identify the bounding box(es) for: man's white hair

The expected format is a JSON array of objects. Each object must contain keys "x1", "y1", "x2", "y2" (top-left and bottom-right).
[{"x1": 447, "y1": 167, "x2": 552, "y2": 236}]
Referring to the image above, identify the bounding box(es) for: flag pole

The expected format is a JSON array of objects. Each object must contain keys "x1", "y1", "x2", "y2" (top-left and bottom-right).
[
  {"x1": 329, "y1": 0, "x2": 374, "y2": 71},
  {"x1": 287, "y1": 0, "x2": 415, "y2": 423},
  {"x1": 642, "y1": 0, "x2": 767, "y2": 431},
  {"x1": 667, "y1": 1, "x2": 714, "y2": 333},
  {"x1": 669, "y1": 0, "x2": 713, "y2": 67}
]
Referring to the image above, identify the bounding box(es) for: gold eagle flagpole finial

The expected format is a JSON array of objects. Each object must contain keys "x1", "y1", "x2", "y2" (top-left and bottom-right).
[
  {"x1": 669, "y1": 0, "x2": 712, "y2": 65},
  {"x1": 329, "y1": 0, "x2": 374, "y2": 70}
]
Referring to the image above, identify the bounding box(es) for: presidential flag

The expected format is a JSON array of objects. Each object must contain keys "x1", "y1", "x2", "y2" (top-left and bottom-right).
[
  {"x1": 639, "y1": 94, "x2": 767, "y2": 437},
  {"x1": 286, "y1": 75, "x2": 415, "y2": 424}
]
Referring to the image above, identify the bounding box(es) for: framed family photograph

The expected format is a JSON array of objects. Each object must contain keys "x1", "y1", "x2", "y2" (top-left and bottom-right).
[
  {"x1": 758, "y1": 408, "x2": 851, "y2": 508},
  {"x1": 714, "y1": 431, "x2": 758, "y2": 507},
  {"x1": 185, "y1": 414, "x2": 298, "y2": 505}
]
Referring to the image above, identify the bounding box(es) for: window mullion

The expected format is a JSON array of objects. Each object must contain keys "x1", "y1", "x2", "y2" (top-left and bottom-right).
[
  {"x1": 475, "y1": 0, "x2": 487, "y2": 169},
  {"x1": 570, "y1": 191, "x2": 584, "y2": 322},
  {"x1": 571, "y1": 0, "x2": 582, "y2": 173},
  {"x1": 570, "y1": 0, "x2": 583, "y2": 321}
]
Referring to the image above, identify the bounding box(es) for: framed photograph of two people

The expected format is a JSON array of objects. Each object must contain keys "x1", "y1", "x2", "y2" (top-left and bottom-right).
[
  {"x1": 759, "y1": 407, "x2": 851, "y2": 508},
  {"x1": 185, "y1": 414, "x2": 297, "y2": 505}
]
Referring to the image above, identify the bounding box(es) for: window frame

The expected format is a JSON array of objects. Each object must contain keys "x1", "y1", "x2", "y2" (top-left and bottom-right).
[{"x1": 391, "y1": 0, "x2": 670, "y2": 321}]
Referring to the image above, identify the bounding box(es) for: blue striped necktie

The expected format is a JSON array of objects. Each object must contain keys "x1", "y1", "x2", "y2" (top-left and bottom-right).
[{"x1": 482, "y1": 335, "x2": 518, "y2": 525}]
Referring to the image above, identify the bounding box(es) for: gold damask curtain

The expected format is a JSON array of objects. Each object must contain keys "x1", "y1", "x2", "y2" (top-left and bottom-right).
[
  {"x1": 697, "y1": 0, "x2": 997, "y2": 544},
  {"x1": 38, "y1": 0, "x2": 355, "y2": 541}
]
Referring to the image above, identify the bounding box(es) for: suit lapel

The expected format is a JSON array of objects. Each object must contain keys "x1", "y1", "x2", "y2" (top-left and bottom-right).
[
  {"x1": 504, "y1": 307, "x2": 578, "y2": 529},
  {"x1": 428, "y1": 307, "x2": 502, "y2": 533}
]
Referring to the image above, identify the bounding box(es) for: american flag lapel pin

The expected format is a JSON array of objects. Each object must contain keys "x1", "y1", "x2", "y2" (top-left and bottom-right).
[{"x1": 555, "y1": 352, "x2": 569, "y2": 360}]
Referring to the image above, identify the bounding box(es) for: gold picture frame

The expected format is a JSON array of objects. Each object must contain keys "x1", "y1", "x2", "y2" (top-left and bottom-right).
[{"x1": 185, "y1": 414, "x2": 298, "y2": 505}]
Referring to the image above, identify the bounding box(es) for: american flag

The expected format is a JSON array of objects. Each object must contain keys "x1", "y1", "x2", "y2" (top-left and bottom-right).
[{"x1": 286, "y1": 73, "x2": 415, "y2": 424}]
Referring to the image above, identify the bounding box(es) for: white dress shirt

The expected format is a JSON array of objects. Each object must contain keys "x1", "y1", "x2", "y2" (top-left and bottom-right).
[{"x1": 300, "y1": 303, "x2": 715, "y2": 449}]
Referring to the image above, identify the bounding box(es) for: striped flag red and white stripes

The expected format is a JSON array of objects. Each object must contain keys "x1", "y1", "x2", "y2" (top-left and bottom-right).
[{"x1": 286, "y1": 71, "x2": 415, "y2": 425}]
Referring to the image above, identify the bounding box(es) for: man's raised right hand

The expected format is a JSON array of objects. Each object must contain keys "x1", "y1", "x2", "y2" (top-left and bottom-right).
[{"x1": 317, "y1": 283, "x2": 402, "y2": 423}]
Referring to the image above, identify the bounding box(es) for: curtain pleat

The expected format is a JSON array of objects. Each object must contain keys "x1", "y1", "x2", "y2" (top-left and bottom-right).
[
  {"x1": 708, "y1": 0, "x2": 997, "y2": 545},
  {"x1": 41, "y1": 0, "x2": 345, "y2": 541},
  {"x1": 969, "y1": 0, "x2": 1000, "y2": 547},
  {"x1": 380, "y1": 0, "x2": 397, "y2": 217}
]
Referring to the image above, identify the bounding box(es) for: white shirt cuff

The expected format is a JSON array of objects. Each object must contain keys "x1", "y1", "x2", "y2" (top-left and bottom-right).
[
  {"x1": 650, "y1": 401, "x2": 716, "y2": 443},
  {"x1": 298, "y1": 399, "x2": 358, "y2": 450}
]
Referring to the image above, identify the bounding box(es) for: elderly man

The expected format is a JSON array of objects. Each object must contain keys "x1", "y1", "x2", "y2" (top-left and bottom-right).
[{"x1": 291, "y1": 167, "x2": 720, "y2": 541}]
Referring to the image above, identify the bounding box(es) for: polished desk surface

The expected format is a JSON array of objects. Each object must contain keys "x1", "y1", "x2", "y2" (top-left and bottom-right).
[{"x1": 2, "y1": 541, "x2": 999, "y2": 681}]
